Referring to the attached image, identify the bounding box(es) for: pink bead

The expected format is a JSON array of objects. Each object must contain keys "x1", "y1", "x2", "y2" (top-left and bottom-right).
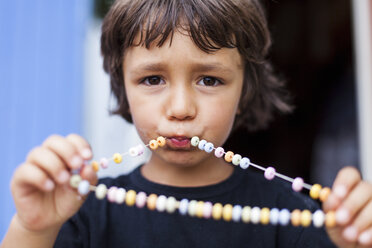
[
  {"x1": 136, "y1": 191, "x2": 147, "y2": 208},
  {"x1": 100, "y1": 157, "x2": 109, "y2": 169},
  {"x1": 264, "y1": 167, "x2": 276, "y2": 180},
  {"x1": 214, "y1": 147, "x2": 224, "y2": 158},
  {"x1": 136, "y1": 144, "x2": 144, "y2": 156},
  {"x1": 107, "y1": 186, "x2": 117, "y2": 202},
  {"x1": 292, "y1": 177, "x2": 304, "y2": 192},
  {"x1": 203, "y1": 201, "x2": 213, "y2": 219}
]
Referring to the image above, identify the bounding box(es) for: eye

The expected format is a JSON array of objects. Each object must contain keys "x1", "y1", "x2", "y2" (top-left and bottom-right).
[
  {"x1": 141, "y1": 76, "x2": 165, "y2": 86},
  {"x1": 197, "y1": 77, "x2": 223, "y2": 87}
]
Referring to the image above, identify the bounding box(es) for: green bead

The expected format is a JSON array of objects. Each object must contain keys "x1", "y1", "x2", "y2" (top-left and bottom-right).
[
  {"x1": 70, "y1": 174, "x2": 82, "y2": 188},
  {"x1": 190, "y1": 136, "x2": 200, "y2": 147},
  {"x1": 232, "y1": 154, "x2": 242, "y2": 166}
]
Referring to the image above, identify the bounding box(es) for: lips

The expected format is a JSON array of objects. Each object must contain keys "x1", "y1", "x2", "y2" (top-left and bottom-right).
[{"x1": 167, "y1": 136, "x2": 191, "y2": 148}]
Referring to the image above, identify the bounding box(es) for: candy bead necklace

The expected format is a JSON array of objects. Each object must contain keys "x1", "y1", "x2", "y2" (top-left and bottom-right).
[{"x1": 70, "y1": 136, "x2": 336, "y2": 228}]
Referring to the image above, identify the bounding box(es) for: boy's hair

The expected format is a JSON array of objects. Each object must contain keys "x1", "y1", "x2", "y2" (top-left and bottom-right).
[{"x1": 101, "y1": 0, "x2": 292, "y2": 131}]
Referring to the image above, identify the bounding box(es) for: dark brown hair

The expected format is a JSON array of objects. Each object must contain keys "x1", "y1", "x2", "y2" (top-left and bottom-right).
[{"x1": 101, "y1": 0, "x2": 292, "y2": 131}]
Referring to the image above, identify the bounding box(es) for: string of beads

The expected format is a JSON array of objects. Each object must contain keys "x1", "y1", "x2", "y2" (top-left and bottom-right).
[{"x1": 69, "y1": 136, "x2": 336, "y2": 228}]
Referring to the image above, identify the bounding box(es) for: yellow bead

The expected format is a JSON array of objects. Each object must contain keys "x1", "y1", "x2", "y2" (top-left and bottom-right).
[
  {"x1": 325, "y1": 211, "x2": 336, "y2": 228},
  {"x1": 157, "y1": 136, "x2": 166, "y2": 147},
  {"x1": 241, "y1": 206, "x2": 251, "y2": 223},
  {"x1": 91, "y1": 161, "x2": 99, "y2": 172},
  {"x1": 222, "y1": 204, "x2": 233, "y2": 222},
  {"x1": 319, "y1": 187, "x2": 331, "y2": 202},
  {"x1": 310, "y1": 184, "x2": 322, "y2": 200},
  {"x1": 125, "y1": 190, "x2": 136, "y2": 206},
  {"x1": 196, "y1": 201, "x2": 204, "y2": 218},
  {"x1": 113, "y1": 153, "x2": 122, "y2": 164},
  {"x1": 212, "y1": 203, "x2": 223, "y2": 220},
  {"x1": 301, "y1": 209, "x2": 312, "y2": 227},
  {"x1": 260, "y1": 207, "x2": 270, "y2": 225},
  {"x1": 224, "y1": 151, "x2": 234, "y2": 163},
  {"x1": 291, "y1": 209, "x2": 301, "y2": 226},
  {"x1": 147, "y1": 194, "x2": 157, "y2": 210},
  {"x1": 149, "y1": 140, "x2": 158, "y2": 150}
]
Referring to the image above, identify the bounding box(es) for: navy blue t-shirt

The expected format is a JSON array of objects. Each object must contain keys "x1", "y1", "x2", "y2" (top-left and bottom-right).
[{"x1": 54, "y1": 165, "x2": 336, "y2": 247}]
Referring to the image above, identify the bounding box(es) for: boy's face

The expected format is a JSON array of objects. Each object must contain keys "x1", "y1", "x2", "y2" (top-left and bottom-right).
[{"x1": 123, "y1": 31, "x2": 244, "y2": 167}]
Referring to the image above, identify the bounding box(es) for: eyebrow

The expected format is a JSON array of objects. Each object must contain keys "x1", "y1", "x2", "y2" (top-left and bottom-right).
[{"x1": 131, "y1": 62, "x2": 236, "y2": 74}]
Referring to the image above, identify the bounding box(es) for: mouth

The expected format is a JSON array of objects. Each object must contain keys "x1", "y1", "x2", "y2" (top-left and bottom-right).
[{"x1": 166, "y1": 136, "x2": 191, "y2": 149}]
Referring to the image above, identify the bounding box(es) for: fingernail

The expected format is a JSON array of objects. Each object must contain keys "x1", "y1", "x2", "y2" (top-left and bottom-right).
[
  {"x1": 58, "y1": 171, "x2": 70, "y2": 183},
  {"x1": 81, "y1": 148, "x2": 92, "y2": 160},
  {"x1": 44, "y1": 179, "x2": 55, "y2": 191},
  {"x1": 334, "y1": 185, "x2": 347, "y2": 199},
  {"x1": 71, "y1": 156, "x2": 83, "y2": 169},
  {"x1": 359, "y1": 230, "x2": 372, "y2": 245},
  {"x1": 343, "y1": 226, "x2": 358, "y2": 242},
  {"x1": 336, "y1": 208, "x2": 349, "y2": 224}
]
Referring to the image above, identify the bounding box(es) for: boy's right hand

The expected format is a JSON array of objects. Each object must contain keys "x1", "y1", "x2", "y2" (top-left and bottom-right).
[{"x1": 10, "y1": 134, "x2": 97, "y2": 233}]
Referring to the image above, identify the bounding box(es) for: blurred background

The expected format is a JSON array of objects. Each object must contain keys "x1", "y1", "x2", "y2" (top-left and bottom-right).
[{"x1": 0, "y1": 0, "x2": 371, "y2": 239}]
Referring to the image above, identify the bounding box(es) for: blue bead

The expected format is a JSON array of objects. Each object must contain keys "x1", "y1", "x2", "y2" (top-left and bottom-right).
[
  {"x1": 204, "y1": 142, "x2": 214, "y2": 153},
  {"x1": 78, "y1": 180, "x2": 90, "y2": 195},
  {"x1": 198, "y1": 139, "x2": 207, "y2": 150},
  {"x1": 240, "y1": 157, "x2": 250, "y2": 169}
]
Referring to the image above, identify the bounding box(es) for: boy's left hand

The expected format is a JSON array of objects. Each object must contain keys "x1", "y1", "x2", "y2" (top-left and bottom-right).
[{"x1": 323, "y1": 166, "x2": 372, "y2": 247}]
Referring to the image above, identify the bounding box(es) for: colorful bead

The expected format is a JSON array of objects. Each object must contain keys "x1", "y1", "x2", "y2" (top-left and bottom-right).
[
  {"x1": 149, "y1": 140, "x2": 158, "y2": 150},
  {"x1": 222, "y1": 204, "x2": 233, "y2": 222},
  {"x1": 165, "y1": 196, "x2": 177, "y2": 214},
  {"x1": 214, "y1": 147, "x2": 225, "y2": 158},
  {"x1": 196, "y1": 201, "x2": 204, "y2": 218},
  {"x1": 301, "y1": 209, "x2": 312, "y2": 227},
  {"x1": 190, "y1": 136, "x2": 200, "y2": 146},
  {"x1": 91, "y1": 161, "x2": 99, "y2": 172},
  {"x1": 232, "y1": 205, "x2": 242, "y2": 222},
  {"x1": 95, "y1": 184, "x2": 107, "y2": 200},
  {"x1": 136, "y1": 191, "x2": 147, "y2": 208},
  {"x1": 157, "y1": 136, "x2": 166, "y2": 147},
  {"x1": 136, "y1": 144, "x2": 144, "y2": 156},
  {"x1": 204, "y1": 142, "x2": 214, "y2": 153},
  {"x1": 179, "y1": 199, "x2": 189, "y2": 215},
  {"x1": 147, "y1": 194, "x2": 157, "y2": 210},
  {"x1": 250, "y1": 207, "x2": 261, "y2": 224},
  {"x1": 270, "y1": 208, "x2": 280, "y2": 225},
  {"x1": 77, "y1": 180, "x2": 90, "y2": 195},
  {"x1": 313, "y1": 209, "x2": 325, "y2": 228},
  {"x1": 113, "y1": 153, "x2": 122, "y2": 163},
  {"x1": 319, "y1": 187, "x2": 331, "y2": 202},
  {"x1": 224, "y1": 151, "x2": 234, "y2": 163},
  {"x1": 115, "y1": 188, "x2": 126, "y2": 204},
  {"x1": 156, "y1": 195, "x2": 167, "y2": 212},
  {"x1": 260, "y1": 207, "x2": 270, "y2": 225},
  {"x1": 188, "y1": 200, "x2": 197, "y2": 217},
  {"x1": 100, "y1": 157, "x2": 109, "y2": 169},
  {"x1": 292, "y1": 177, "x2": 304, "y2": 192},
  {"x1": 212, "y1": 203, "x2": 223, "y2": 220},
  {"x1": 125, "y1": 190, "x2": 136, "y2": 206},
  {"x1": 69, "y1": 174, "x2": 82, "y2": 188},
  {"x1": 129, "y1": 146, "x2": 139, "y2": 157},
  {"x1": 325, "y1": 211, "x2": 336, "y2": 228},
  {"x1": 232, "y1": 154, "x2": 242, "y2": 166},
  {"x1": 203, "y1": 202, "x2": 213, "y2": 219},
  {"x1": 241, "y1": 206, "x2": 251, "y2": 223},
  {"x1": 264, "y1": 167, "x2": 276, "y2": 180},
  {"x1": 279, "y1": 209, "x2": 290, "y2": 226},
  {"x1": 310, "y1": 184, "x2": 322, "y2": 200},
  {"x1": 107, "y1": 186, "x2": 117, "y2": 202},
  {"x1": 198, "y1": 139, "x2": 207, "y2": 150},
  {"x1": 240, "y1": 157, "x2": 250, "y2": 169},
  {"x1": 291, "y1": 209, "x2": 301, "y2": 226}
]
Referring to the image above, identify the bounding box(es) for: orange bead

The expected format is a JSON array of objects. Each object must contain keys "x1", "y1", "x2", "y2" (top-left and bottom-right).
[
  {"x1": 149, "y1": 140, "x2": 158, "y2": 150},
  {"x1": 291, "y1": 209, "x2": 301, "y2": 226},
  {"x1": 157, "y1": 136, "x2": 166, "y2": 147},
  {"x1": 325, "y1": 211, "x2": 336, "y2": 228},
  {"x1": 147, "y1": 194, "x2": 157, "y2": 210},
  {"x1": 224, "y1": 151, "x2": 234, "y2": 163},
  {"x1": 319, "y1": 187, "x2": 331, "y2": 202},
  {"x1": 91, "y1": 161, "x2": 99, "y2": 172}
]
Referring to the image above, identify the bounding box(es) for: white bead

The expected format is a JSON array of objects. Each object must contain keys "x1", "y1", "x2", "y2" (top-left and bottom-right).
[
  {"x1": 156, "y1": 195, "x2": 167, "y2": 212},
  {"x1": 250, "y1": 207, "x2": 261, "y2": 224},
  {"x1": 232, "y1": 154, "x2": 242, "y2": 166},
  {"x1": 198, "y1": 140, "x2": 207, "y2": 150},
  {"x1": 129, "y1": 146, "x2": 139, "y2": 156},
  {"x1": 115, "y1": 188, "x2": 126, "y2": 204},
  {"x1": 313, "y1": 210, "x2": 325, "y2": 228},
  {"x1": 165, "y1": 196, "x2": 177, "y2": 213},
  {"x1": 270, "y1": 208, "x2": 280, "y2": 225},
  {"x1": 240, "y1": 157, "x2": 250, "y2": 169},
  {"x1": 188, "y1": 200, "x2": 198, "y2": 217},
  {"x1": 190, "y1": 136, "x2": 199, "y2": 146},
  {"x1": 179, "y1": 199, "x2": 189, "y2": 215},
  {"x1": 204, "y1": 142, "x2": 214, "y2": 153},
  {"x1": 232, "y1": 205, "x2": 242, "y2": 222},
  {"x1": 95, "y1": 184, "x2": 107, "y2": 200},
  {"x1": 279, "y1": 209, "x2": 291, "y2": 226},
  {"x1": 241, "y1": 206, "x2": 251, "y2": 223}
]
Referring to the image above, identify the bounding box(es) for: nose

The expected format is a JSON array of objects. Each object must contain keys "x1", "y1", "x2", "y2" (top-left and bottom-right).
[{"x1": 166, "y1": 85, "x2": 196, "y2": 121}]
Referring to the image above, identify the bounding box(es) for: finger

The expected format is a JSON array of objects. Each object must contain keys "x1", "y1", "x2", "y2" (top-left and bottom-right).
[
  {"x1": 40, "y1": 134, "x2": 83, "y2": 169},
  {"x1": 80, "y1": 164, "x2": 98, "y2": 186},
  {"x1": 336, "y1": 181, "x2": 372, "y2": 226},
  {"x1": 66, "y1": 134, "x2": 93, "y2": 160},
  {"x1": 349, "y1": 200, "x2": 372, "y2": 242},
  {"x1": 12, "y1": 163, "x2": 55, "y2": 194},
  {"x1": 358, "y1": 226, "x2": 372, "y2": 246},
  {"x1": 332, "y1": 166, "x2": 361, "y2": 200},
  {"x1": 25, "y1": 147, "x2": 71, "y2": 185}
]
